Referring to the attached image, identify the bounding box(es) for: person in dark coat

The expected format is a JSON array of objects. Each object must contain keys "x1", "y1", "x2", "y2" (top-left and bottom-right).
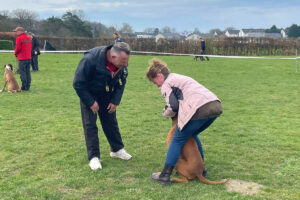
[
  {"x1": 73, "y1": 42, "x2": 132, "y2": 170},
  {"x1": 28, "y1": 32, "x2": 40, "y2": 72},
  {"x1": 199, "y1": 38, "x2": 209, "y2": 61}
]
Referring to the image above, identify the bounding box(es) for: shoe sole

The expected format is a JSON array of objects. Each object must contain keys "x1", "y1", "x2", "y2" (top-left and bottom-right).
[
  {"x1": 150, "y1": 176, "x2": 171, "y2": 186},
  {"x1": 110, "y1": 154, "x2": 132, "y2": 160},
  {"x1": 90, "y1": 167, "x2": 102, "y2": 170}
]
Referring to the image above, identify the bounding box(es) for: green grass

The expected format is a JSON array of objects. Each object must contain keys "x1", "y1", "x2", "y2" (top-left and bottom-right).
[{"x1": 0, "y1": 53, "x2": 299, "y2": 200}]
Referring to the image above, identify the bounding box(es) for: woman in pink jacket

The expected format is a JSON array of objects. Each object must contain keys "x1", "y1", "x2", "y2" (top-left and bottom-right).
[{"x1": 147, "y1": 58, "x2": 223, "y2": 186}]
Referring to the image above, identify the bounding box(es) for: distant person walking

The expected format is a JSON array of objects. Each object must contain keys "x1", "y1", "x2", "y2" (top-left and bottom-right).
[
  {"x1": 28, "y1": 32, "x2": 40, "y2": 72},
  {"x1": 113, "y1": 32, "x2": 122, "y2": 44},
  {"x1": 199, "y1": 38, "x2": 209, "y2": 61},
  {"x1": 13, "y1": 27, "x2": 32, "y2": 91}
]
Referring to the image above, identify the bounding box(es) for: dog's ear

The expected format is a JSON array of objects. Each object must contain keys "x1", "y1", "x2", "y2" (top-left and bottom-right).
[{"x1": 10, "y1": 64, "x2": 13, "y2": 71}]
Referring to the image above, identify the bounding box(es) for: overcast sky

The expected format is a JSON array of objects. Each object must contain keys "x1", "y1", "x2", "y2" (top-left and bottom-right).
[{"x1": 1, "y1": 0, "x2": 299, "y2": 33}]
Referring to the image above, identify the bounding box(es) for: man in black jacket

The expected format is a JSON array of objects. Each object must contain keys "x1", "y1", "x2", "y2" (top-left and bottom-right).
[
  {"x1": 73, "y1": 42, "x2": 132, "y2": 170},
  {"x1": 28, "y1": 32, "x2": 40, "y2": 72}
]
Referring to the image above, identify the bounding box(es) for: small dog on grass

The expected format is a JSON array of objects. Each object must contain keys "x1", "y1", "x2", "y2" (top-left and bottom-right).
[
  {"x1": 166, "y1": 117, "x2": 229, "y2": 184},
  {"x1": 1, "y1": 64, "x2": 22, "y2": 93}
]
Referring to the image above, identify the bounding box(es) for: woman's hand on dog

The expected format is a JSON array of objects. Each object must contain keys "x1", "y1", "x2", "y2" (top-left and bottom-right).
[
  {"x1": 90, "y1": 101, "x2": 99, "y2": 114},
  {"x1": 107, "y1": 103, "x2": 116, "y2": 114}
]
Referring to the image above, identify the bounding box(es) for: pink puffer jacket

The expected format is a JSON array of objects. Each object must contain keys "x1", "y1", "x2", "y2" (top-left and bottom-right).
[{"x1": 160, "y1": 73, "x2": 220, "y2": 130}]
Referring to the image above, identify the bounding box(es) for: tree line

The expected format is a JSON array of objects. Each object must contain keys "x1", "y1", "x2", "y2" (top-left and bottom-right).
[
  {"x1": 0, "y1": 9, "x2": 134, "y2": 38},
  {"x1": 1, "y1": 9, "x2": 300, "y2": 38}
]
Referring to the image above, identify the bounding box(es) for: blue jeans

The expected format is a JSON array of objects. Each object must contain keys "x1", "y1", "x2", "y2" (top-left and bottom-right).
[{"x1": 165, "y1": 117, "x2": 216, "y2": 167}]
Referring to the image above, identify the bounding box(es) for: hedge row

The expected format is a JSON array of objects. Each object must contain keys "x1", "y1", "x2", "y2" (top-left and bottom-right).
[
  {"x1": 0, "y1": 40, "x2": 13, "y2": 50},
  {"x1": 1, "y1": 32, "x2": 299, "y2": 56}
]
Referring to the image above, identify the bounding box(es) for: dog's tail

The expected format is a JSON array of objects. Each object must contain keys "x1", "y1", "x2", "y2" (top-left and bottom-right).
[{"x1": 197, "y1": 175, "x2": 229, "y2": 185}]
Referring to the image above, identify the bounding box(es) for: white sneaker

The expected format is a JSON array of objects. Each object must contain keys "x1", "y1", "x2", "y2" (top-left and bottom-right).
[
  {"x1": 110, "y1": 148, "x2": 132, "y2": 160},
  {"x1": 89, "y1": 157, "x2": 102, "y2": 170}
]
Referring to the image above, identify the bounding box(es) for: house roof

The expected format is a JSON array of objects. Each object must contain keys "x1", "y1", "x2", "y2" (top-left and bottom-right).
[
  {"x1": 186, "y1": 33, "x2": 201, "y2": 37},
  {"x1": 134, "y1": 32, "x2": 154, "y2": 35},
  {"x1": 159, "y1": 33, "x2": 182, "y2": 39},
  {"x1": 241, "y1": 29, "x2": 265, "y2": 33},
  {"x1": 227, "y1": 30, "x2": 239, "y2": 34},
  {"x1": 265, "y1": 33, "x2": 282, "y2": 38}
]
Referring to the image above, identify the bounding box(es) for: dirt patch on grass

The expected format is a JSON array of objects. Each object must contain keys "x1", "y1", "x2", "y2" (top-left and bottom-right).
[{"x1": 226, "y1": 179, "x2": 264, "y2": 195}]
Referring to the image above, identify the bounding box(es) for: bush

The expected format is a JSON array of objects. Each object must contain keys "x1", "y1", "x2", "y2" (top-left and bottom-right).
[{"x1": 0, "y1": 40, "x2": 13, "y2": 50}]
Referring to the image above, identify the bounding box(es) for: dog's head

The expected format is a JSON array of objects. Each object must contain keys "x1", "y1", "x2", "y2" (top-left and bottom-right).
[{"x1": 4, "y1": 64, "x2": 13, "y2": 71}]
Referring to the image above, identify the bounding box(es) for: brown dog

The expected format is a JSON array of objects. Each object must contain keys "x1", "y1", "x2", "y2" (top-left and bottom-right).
[
  {"x1": 168, "y1": 118, "x2": 229, "y2": 184},
  {"x1": 1, "y1": 64, "x2": 22, "y2": 93}
]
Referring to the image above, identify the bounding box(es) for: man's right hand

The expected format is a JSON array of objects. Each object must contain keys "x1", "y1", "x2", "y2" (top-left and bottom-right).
[{"x1": 90, "y1": 101, "x2": 99, "y2": 114}]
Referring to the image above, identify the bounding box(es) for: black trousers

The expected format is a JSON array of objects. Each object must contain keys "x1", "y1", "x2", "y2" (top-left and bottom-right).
[
  {"x1": 19, "y1": 60, "x2": 31, "y2": 90},
  {"x1": 31, "y1": 54, "x2": 39, "y2": 71},
  {"x1": 80, "y1": 93, "x2": 124, "y2": 161}
]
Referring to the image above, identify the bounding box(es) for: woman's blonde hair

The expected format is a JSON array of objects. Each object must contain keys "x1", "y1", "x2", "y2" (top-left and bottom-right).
[{"x1": 146, "y1": 58, "x2": 170, "y2": 81}]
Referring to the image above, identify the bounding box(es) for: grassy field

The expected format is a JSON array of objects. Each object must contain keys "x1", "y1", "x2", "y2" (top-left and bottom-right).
[{"x1": 0, "y1": 53, "x2": 299, "y2": 200}]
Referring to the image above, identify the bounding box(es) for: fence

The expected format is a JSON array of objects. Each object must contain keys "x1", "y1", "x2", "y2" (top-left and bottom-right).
[{"x1": 0, "y1": 32, "x2": 299, "y2": 56}]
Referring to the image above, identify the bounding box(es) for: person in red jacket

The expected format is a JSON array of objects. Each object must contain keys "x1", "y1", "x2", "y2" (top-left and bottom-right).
[{"x1": 14, "y1": 27, "x2": 32, "y2": 91}]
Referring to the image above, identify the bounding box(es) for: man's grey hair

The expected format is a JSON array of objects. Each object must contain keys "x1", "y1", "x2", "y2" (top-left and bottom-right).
[{"x1": 111, "y1": 42, "x2": 130, "y2": 55}]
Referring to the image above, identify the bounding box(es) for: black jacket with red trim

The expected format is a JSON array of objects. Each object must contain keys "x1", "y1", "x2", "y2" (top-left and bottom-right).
[{"x1": 73, "y1": 45, "x2": 128, "y2": 107}]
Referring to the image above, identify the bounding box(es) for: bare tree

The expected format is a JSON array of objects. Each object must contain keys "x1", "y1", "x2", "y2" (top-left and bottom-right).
[
  {"x1": 224, "y1": 27, "x2": 236, "y2": 31},
  {"x1": 107, "y1": 25, "x2": 117, "y2": 35},
  {"x1": 0, "y1": 10, "x2": 9, "y2": 18},
  {"x1": 144, "y1": 27, "x2": 155, "y2": 34},
  {"x1": 0, "y1": 10, "x2": 15, "y2": 31},
  {"x1": 162, "y1": 26, "x2": 172, "y2": 34},
  {"x1": 162, "y1": 26, "x2": 176, "y2": 34},
  {"x1": 119, "y1": 23, "x2": 134, "y2": 36},
  {"x1": 87, "y1": 21, "x2": 110, "y2": 38},
  {"x1": 11, "y1": 9, "x2": 38, "y2": 32},
  {"x1": 193, "y1": 28, "x2": 201, "y2": 34}
]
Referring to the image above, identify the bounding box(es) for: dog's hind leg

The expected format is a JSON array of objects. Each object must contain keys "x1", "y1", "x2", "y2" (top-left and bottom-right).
[
  {"x1": 197, "y1": 175, "x2": 229, "y2": 185},
  {"x1": 172, "y1": 173, "x2": 189, "y2": 184}
]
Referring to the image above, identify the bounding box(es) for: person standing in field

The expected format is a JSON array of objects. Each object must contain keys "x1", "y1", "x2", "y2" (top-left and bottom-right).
[
  {"x1": 113, "y1": 32, "x2": 122, "y2": 44},
  {"x1": 13, "y1": 27, "x2": 32, "y2": 91},
  {"x1": 199, "y1": 38, "x2": 209, "y2": 61},
  {"x1": 28, "y1": 32, "x2": 40, "y2": 72},
  {"x1": 146, "y1": 58, "x2": 222, "y2": 185},
  {"x1": 73, "y1": 42, "x2": 132, "y2": 170}
]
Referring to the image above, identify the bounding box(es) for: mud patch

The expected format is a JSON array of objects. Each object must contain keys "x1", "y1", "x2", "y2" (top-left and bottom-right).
[{"x1": 226, "y1": 179, "x2": 264, "y2": 195}]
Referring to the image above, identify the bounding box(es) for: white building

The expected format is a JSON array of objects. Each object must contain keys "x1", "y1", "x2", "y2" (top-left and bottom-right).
[
  {"x1": 281, "y1": 29, "x2": 288, "y2": 38},
  {"x1": 185, "y1": 34, "x2": 201, "y2": 40},
  {"x1": 239, "y1": 29, "x2": 265, "y2": 37},
  {"x1": 155, "y1": 34, "x2": 165, "y2": 42},
  {"x1": 225, "y1": 30, "x2": 239, "y2": 37},
  {"x1": 136, "y1": 34, "x2": 153, "y2": 39}
]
